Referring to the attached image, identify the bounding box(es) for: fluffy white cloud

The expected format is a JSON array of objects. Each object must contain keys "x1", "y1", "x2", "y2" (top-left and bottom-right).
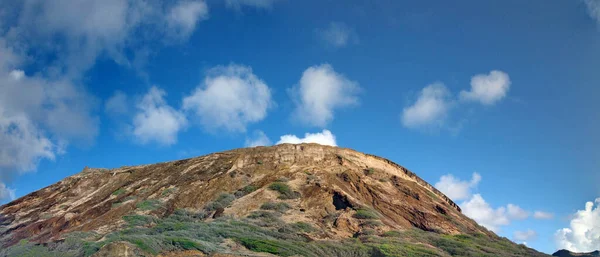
[
  {"x1": 105, "y1": 91, "x2": 129, "y2": 116},
  {"x1": 555, "y1": 198, "x2": 600, "y2": 252},
  {"x1": 276, "y1": 130, "x2": 337, "y2": 146},
  {"x1": 514, "y1": 229, "x2": 537, "y2": 242},
  {"x1": 0, "y1": 182, "x2": 16, "y2": 203},
  {"x1": 167, "y1": 1, "x2": 209, "y2": 40},
  {"x1": 245, "y1": 130, "x2": 272, "y2": 147},
  {"x1": 132, "y1": 87, "x2": 187, "y2": 146},
  {"x1": 291, "y1": 64, "x2": 360, "y2": 127},
  {"x1": 317, "y1": 22, "x2": 358, "y2": 48},
  {"x1": 459, "y1": 70, "x2": 510, "y2": 105},
  {"x1": 402, "y1": 83, "x2": 451, "y2": 129},
  {"x1": 585, "y1": 0, "x2": 600, "y2": 25},
  {"x1": 435, "y1": 172, "x2": 481, "y2": 201},
  {"x1": 436, "y1": 173, "x2": 530, "y2": 233},
  {"x1": 183, "y1": 64, "x2": 273, "y2": 132},
  {"x1": 9, "y1": 0, "x2": 209, "y2": 76},
  {"x1": 0, "y1": 42, "x2": 97, "y2": 183},
  {"x1": 462, "y1": 194, "x2": 511, "y2": 232},
  {"x1": 533, "y1": 211, "x2": 554, "y2": 220},
  {"x1": 507, "y1": 204, "x2": 529, "y2": 220},
  {"x1": 0, "y1": 110, "x2": 55, "y2": 181},
  {"x1": 225, "y1": 0, "x2": 279, "y2": 9}
]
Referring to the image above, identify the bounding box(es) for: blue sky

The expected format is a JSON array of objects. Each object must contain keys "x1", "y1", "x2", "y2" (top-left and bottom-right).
[{"x1": 1, "y1": 0, "x2": 599, "y2": 254}]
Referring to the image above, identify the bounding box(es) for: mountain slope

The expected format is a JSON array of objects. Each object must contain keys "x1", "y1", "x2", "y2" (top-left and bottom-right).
[
  {"x1": 553, "y1": 250, "x2": 600, "y2": 257},
  {"x1": 0, "y1": 144, "x2": 548, "y2": 256}
]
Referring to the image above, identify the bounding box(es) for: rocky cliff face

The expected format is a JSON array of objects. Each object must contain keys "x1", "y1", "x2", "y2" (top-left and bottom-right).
[{"x1": 0, "y1": 144, "x2": 548, "y2": 256}]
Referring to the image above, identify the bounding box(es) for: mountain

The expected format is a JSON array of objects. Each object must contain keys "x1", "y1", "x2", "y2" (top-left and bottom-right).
[
  {"x1": 0, "y1": 144, "x2": 549, "y2": 256},
  {"x1": 553, "y1": 250, "x2": 600, "y2": 257}
]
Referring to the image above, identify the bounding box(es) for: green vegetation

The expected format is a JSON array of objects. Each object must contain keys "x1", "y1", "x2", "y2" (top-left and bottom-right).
[
  {"x1": 161, "y1": 187, "x2": 176, "y2": 197},
  {"x1": 426, "y1": 190, "x2": 438, "y2": 200},
  {"x1": 1, "y1": 212, "x2": 546, "y2": 257},
  {"x1": 268, "y1": 182, "x2": 300, "y2": 199},
  {"x1": 123, "y1": 215, "x2": 156, "y2": 227},
  {"x1": 112, "y1": 188, "x2": 126, "y2": 196},
  {"x1": 353, "y1": 208, "x2": 379, "y2": 219},
  {"x1": 204, "y1": 193, "x2": 235, "y2": 211},
  {"x1": 364, "y1": 168, "x2": 375, "y2": 175},
  {"x1": 260, "y1": 202, "x2": 291, "y2": 213},
  {"x1": 234, "y1": 185, "x2": 259, "y2": 197},
  {"x1": 136, "y1": 199, "x2": 162, "y2": 211}
]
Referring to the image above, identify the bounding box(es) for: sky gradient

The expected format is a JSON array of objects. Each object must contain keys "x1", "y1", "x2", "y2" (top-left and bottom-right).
[{"x1": 1, "y1": 0, "x2": 599, "y2": 254}]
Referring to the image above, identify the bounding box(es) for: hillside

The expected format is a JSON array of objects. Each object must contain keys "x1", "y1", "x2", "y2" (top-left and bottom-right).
[
  {"x1": 553, "y1": 250, "x2": 600, "y2": 257},
  {"x1": 0, "y1": 144, "x2": 549, "y2": 256}
]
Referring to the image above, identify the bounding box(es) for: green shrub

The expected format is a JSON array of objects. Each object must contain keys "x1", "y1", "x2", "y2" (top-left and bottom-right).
[
  {"x1": 136, "y1": 199, "x2": 162, "y2": 211},
  {"x1": 123, "y1": 215, "x2": 156, "y2": 227},
  {"x1": 268, "y1": 182, "x2": 300, "y2": 199},
  {"x1": 247, "y1": 211, "x2": 282, "y2": 224},
  {"x1": 292, "y1": 222, "x2": 314, "y2": 232},
  {"x1": 353, "y1": 208, "x2": 378, "y2": 219},
  {"x1": 381, "y1": 231, "x2": 403, "y2": 237},
  {"x1": 112, "y1": 188, "x2": 126, "y2": 196},
  {"x1": 161, "y1": 187, "x2": 176, "y2": 197},
  {"x1": 205, "y1": 193, "x2": 235, "y2": 211},
  {"x1": 260, "y1": 202, "x2": 291, "y2": 213},
  {"x1": 165, "y1": 237, "x2": 203, "y2": 251},
  {"x1": 235, "y1": 185, "x2": 259, "y2": 198}
]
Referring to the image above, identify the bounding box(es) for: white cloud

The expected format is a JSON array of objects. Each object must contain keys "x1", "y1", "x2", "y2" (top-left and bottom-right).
[
  {"x1": 555, "y1": 198, "x2": 600, "y2": 252},
  {"x1": 459, "y1": 70, "x2": 510, "y2": 105},
  {"x1": 0, "y1": 110, "x2": 55, "y2": 181},
  {"x1": 9, "y1": 0, "x2": 209, "y2": 76},
  {"x1": 0, "y1": 42, "x2": 97, "y2": 182},
  {"x1": 291, "y1": 64, "x2": 360, "y2": 127},
  {"x1": 436, "y1": 173, "x2": 530, "y2": 233},
  {"x1": 585, "y1": 0, "x2": 600, "y2": 25},
  {"x1": 435, "y1": 172, "x2": 481, "y2": 201},
  {"x1": 462, "y1": 194, "x2": 510, "y2": 232},
  {"x1": 105, "y1": 91, "x2": 129, "y2": 116},
  {"x1": 402, "y1": 83, "x2": 452, "y2": 129},
  {"x1": 533, "y1": 211, "x2": 554, "y2": 220},
  {"x1": 507, "y1": 204, "x2": 529, "y2": 220},
  {"x1": 317, "y1": 22, "x2": 358, "y2": 48},
  {"x1": 167, "y1": 1, "x2": 209, "y2": 40},
  {"x1": 276, "y1": 130, "x2": 337, "y2": 146},
  {"x1": 132, "y1": 87, "x2": 187, "y2": 146},
  {"x1": 225, "y1": 0, "x2": 279, "y2": 9},
  {"x1": 183, "y1": 64, "x2": 273, "y2": 132},
  {"x1": 245, "y1": 130, "x2": 272, "y2": 147},
  {"x1": 514, "y1": 229, "x2": 537, "y2": 242},
  {"x1": 0, "y1": 182, "x2": 16, "y2": 203}
]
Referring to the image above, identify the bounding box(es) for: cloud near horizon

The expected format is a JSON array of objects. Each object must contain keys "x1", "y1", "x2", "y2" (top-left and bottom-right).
[
  {"x1": 276, "y1": 130, "x2": 337, "y2": 146},
  {"x1": 245, "y1": 130, "x2": 272, "y2": 147},
  {"x1": 555, "y1": 198, "x2": 600, "y2": 252},
  {"x1": 435, "y1": 173, "x2": 530, "y2": 233},
  {"x1": 434, "y1": 172, "x2": 481, "y2": 201},
  {"x1": 514, "y1": 229, "x2": 538, "y2": 242}
]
